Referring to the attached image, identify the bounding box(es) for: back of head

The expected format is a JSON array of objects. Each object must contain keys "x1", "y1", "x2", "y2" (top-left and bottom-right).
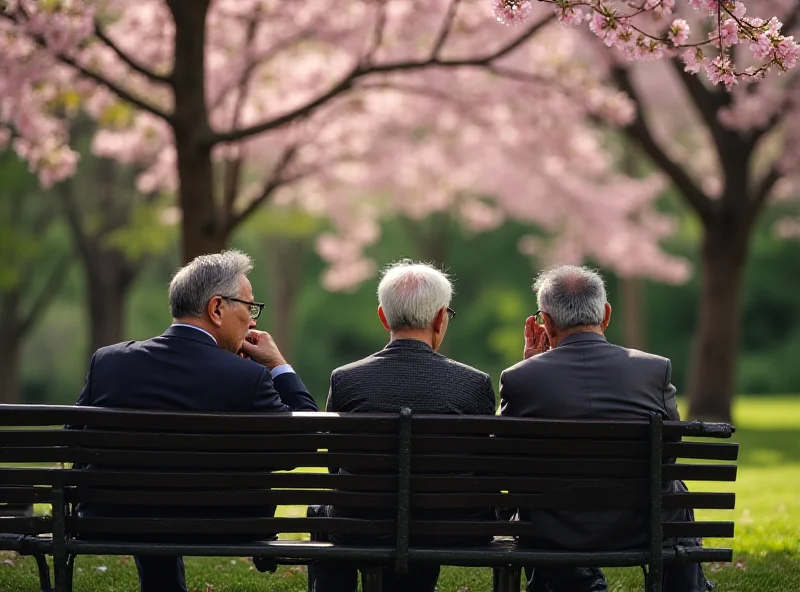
[
  {"x1": 534, "y1": 265, "x2": 607, "y2": 330},
  {"x1": 378, "y1": 261, "x2": 452, "y2": 331},
  {"x1": 168, "y1": 250, "x2": 253, "y2": 319}
]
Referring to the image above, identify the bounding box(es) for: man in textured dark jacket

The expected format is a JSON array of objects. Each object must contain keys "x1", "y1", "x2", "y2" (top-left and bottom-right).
[
  {"x1": 73, "y1": 250, "x2": 317, "y2": 592},
  {"x1": 309, "y1": 261, "x2": 496, "y2": 592},
  {"x1": 500, "y1": 265, "x2": 709, "y2": 592}
]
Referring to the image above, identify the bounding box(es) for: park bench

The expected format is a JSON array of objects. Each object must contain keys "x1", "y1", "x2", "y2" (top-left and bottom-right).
[{"x1": 0, "y1": 403, "x2": 738, "y2": 592}]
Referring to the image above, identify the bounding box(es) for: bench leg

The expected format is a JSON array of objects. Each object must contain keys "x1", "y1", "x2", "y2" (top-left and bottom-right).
[
  {"x1": 33, "y1": 554, "x2": 52, "y2": 592},
  {"x1": 360, "y1": 567, "x2": 383, "y2": 592},
  {"x1": 643, "y1": 565, "x2": 663, "y2": 592},
  {"x1": 493, "y1": 566, "x2": 521, "y2": 592}
]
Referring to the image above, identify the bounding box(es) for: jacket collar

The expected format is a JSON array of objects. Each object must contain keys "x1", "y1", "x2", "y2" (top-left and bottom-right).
[
  {"x1": 163, "y1": 324, "x2": 218, "y2": 347},
  {"x1": 384, "y1": 338, "x2": 434, "y2": 352},
  {"x1": 558, "y1": 331, "x2": 608, "y2": 347}
]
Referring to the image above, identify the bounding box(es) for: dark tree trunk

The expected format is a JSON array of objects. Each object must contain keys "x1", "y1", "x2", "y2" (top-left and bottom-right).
[
  {"x1": 621, "y1": 277, "x2": 646, "y2": 351},
  {"x1": 686, "y1": 221, "x2": 751, "y2": 422},
  {"x1": 84, "y1": 248, "x2": 136, "y2": 353},
  {"x1": 168, "y1": 0, "x2": 223, "y2": 263},
  {"x1": 265, "y1": 239, "x2": 309, "y2": 362},
  {"x1": 0, "y1": 328, "x2": 22, "y2": 404}
]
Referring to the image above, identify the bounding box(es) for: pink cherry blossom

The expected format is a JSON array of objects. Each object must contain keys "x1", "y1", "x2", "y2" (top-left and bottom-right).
[{"x1": 492, "y1": 0, "x2": 532, "y2": 25}]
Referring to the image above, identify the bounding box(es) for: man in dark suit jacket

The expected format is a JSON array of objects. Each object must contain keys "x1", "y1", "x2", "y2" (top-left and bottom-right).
[
  {"x1": 500, "y1": 265, "x2": 709, "y2": 592},
  {"x1": 309, "y1": 261, "x2": 496, "y2": 592},
  {"x1": 73, "y1": 250, "x2": 318, "y2": 592}
]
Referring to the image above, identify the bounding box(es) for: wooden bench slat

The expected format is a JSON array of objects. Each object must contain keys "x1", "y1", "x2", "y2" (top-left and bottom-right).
[
  {"x1": 0, "y1": 431, "x2": 398, "y2": 453},
  {"x1": 412, "y1": 417, "x2": 649, "y2": 438},
  {"x1": 0, "y1": 469, "x2": 397, "y2": 491},
  {"x1": 664, "y1": 464, "x2": 738, "y2": 481},
  {"x1": 411, "y1": 436, "x2": 647, "y2": 458},
  {"x1": 0, "y1": 406, "x2": 399, "y2": 433},
  {"x1": 662, "y1": 493, "x2": 736, "y2": 510},
  {"x1": 663, "y1": 442, "x2": 739, "y2": 461},
  {"x1": 413, "y1": 456, "x2": 648, "y2": 477},
  {"x1": 663, "y1": 521, "x2": 735, "y2": 539},
  {"x1": 65, "y1": 488, "x2": 397, "y2": 508},
  {"x1": 410, "y1": 492, "x2": 645, "y2": 510},
  {"x1": 0, "y1": 487, "x2": 52, "y2": 504},
  {"x1": 0, "y1": 449, "x2": 397, "y2": 470},
  {"x1": 0, "y1": 516, "x2": 52, "y2": 534},
  {"x1": 68, "y1": 517, "x2": 395, "y2": 536},
  {"x1": 410, "y1": 475, "x2": 648, "y2": 493}
]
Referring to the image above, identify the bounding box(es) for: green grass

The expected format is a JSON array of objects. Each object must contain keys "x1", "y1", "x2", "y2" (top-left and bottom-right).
[{"x1": 2, "y1": 395, "x2": 800, "y2": 591}]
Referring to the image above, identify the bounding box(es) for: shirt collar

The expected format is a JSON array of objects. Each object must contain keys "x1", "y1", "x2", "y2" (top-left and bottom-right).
[{"x1": 170, "y1": 323, "x2": 218, "y2": 345}]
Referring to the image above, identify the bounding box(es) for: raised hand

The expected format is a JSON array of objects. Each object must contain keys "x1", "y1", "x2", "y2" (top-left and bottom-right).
[
  {"x1": 523, "y1": 316, "x2": 550, "y2": 360},
  {"x1": 239, "y1": 330, "x2": 287, "y2": 370}
]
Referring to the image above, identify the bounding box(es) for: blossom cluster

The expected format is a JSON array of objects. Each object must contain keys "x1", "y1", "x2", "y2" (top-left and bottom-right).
[{"x1": 492, "y1": 0, "x2": 800, "y2": 89}]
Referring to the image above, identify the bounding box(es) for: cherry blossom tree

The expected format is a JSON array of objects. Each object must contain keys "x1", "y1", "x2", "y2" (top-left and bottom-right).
[
  {"x1": 1, "y1": 0, "x2": 686, "y2": 284},
  {"x1": 592, "y1": 0, "x2": 800, "y2": 420}
]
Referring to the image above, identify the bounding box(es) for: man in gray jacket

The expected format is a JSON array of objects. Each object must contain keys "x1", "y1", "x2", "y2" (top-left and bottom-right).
[{"x1": 500, "y1": 265, "x2": 709, "y2": 592}]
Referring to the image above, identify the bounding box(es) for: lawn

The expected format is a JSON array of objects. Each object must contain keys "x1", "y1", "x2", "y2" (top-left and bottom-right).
[{"x1": 2, "y1": 396, "x2": 799, "y2": 591}]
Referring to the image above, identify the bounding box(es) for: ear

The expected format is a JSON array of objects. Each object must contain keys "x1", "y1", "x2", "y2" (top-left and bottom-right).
[
  {"x1": 432, "y1": 307, "x2": 446, "y2": 335},
  {"x1": 207, "y1": 296, "x2": 224, "y2": 327},
  {"x1": 378, "y1": 306, "x2": 391, "y2": 332},
  {"x1": 602, "y1": 303, "x2": 612, "y2": 332},
  {"x1": 542, "y1": 312, "x2": 557, "y2": 342}
]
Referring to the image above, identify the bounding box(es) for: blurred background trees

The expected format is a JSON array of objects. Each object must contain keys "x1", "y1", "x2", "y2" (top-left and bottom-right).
[{"x1": 1, "y1": 1, "x2": 799, "y2": 421}]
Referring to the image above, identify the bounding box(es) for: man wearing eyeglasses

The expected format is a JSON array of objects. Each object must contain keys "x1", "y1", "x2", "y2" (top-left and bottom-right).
[
  {"x1": 73, "y1": 250, "x2": 317, "y2": 592},
  {"x1": 308, "y1": 260, "x2": 496, "y2": 592}
]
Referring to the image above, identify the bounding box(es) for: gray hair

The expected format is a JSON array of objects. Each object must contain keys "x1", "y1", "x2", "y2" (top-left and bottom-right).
[
  {"x1": 169, "y1": 250, "x2": 254, "y2": 319},
  {"x1": 378, "y1": 261, "x2": 453, "y2": 331},
  {"x1": 534, "y1": 265, "x2": 607, "y2": 329}
]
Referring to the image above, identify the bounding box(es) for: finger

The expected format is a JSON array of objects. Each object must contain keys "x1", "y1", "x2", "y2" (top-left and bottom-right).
[{"x1": 524, "y1": 316, "x2": 535, "y2": 345}]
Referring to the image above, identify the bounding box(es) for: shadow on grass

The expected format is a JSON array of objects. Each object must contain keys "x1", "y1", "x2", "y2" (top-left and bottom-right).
[{"x1": 732, "y1": 427, "x2": 800, "y2": 467}]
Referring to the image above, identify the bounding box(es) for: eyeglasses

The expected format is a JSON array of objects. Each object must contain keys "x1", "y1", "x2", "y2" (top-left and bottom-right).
[
  {"x1": 221, "y1": 296, "x2": 265, "y2": 320},
  {"x1": 446, "y1": 307, "x2": 456, "y2": 321},
  {"x1": 535, "y1": 309, "x2": 545, "y2": 325}
]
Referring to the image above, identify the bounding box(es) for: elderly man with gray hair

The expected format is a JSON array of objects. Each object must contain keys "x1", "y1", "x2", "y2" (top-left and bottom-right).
[
  {"x1": 74, "y1": 250, "x2": 317, "y2": 592},
  {"x1": 309, "y1": 260, "x2": 496, "y2": 592},
  {"x1": 499, "y1": 265, "x2": 710, "y2": 592}
]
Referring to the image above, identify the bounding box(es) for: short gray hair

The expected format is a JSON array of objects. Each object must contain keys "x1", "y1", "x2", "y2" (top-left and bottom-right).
[
  {"x1": 534, "y1": 265, "x2": 607, "y2": 329},
  {"x1": 378, "y1": 261, "x2": 453, "y2": 331},
  {"x1": 169, "y1": 250, "x2": 254, "y2": 319}
]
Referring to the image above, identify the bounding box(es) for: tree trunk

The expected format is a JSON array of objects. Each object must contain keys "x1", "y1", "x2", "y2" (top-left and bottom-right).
[
  {"x1": 168, "y1": 0, "x2": 222, "y2": 264},
  {"x1": 84, "y1": 249, "x2": 135, "y2": 353},
  {"x1": 0, "y1": 330, "x2": 21, "y2": 404},
  {"x1": 265, "y1": 238, "x2": 309, "y2": 362},
  {"x1": 686, "y1": 226, "x2": 750, "y2": 422},
  {"x1": 620, "y1": 276, "x2": 646, "y2": 351}
]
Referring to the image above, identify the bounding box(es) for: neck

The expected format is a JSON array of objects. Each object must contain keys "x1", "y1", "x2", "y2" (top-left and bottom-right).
[
  {"x1": 390, "y1": 329, "x2": 435, "y2": 348},
  {"x1": 552, "y1": 325, "x2": 603, "y2": 347}
]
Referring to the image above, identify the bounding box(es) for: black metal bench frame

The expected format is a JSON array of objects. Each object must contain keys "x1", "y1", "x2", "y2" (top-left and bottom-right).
[{"x1": 0, "y1": 404, "x2": 738, "y2": 592}]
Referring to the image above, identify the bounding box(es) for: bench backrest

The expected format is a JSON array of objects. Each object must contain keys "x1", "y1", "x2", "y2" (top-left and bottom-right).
[{"x1": 0, "y1": 404, "x2": 737, "y2": 568}]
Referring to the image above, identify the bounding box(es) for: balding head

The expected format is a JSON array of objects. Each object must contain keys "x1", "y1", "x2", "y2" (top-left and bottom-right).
[{"x1": 533, "y1": 265, "x2": 607, "y2": 330}]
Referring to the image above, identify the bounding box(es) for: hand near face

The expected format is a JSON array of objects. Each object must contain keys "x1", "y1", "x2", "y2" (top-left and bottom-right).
[
  {"x1": 523, "y1": 316, "x2": 550, "y2": 360},
  {"x1": 239, "y1": 330, "x2": 287, "y2": 370}
]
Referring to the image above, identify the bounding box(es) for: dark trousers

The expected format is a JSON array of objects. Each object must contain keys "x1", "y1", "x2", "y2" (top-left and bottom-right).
[
  {"x1": 307, "y1": 505, "x2": 440, "y2": 592},
  {"x1": 524, "y1": 564, "x2": 708, "y2": 592},
  {"x1": 134, "y1": 555, "x2": 187, "y2": 592},
  {"x1": 310, "y1": 562, "x2": 441, "y2": 592}
]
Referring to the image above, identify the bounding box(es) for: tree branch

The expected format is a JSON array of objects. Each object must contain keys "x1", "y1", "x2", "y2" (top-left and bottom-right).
[
  {"x1": 612, "y1": 67, "x2": 715, "y2": 226},
  {"x1": 1, "y1": 12, "x2": 171, "y2": 122},
  {"x1": 94, "y1": 20, "x2": 172, "y2": 85},
  {"x1": 750, "y1": 165, "x2": 781, "y2": 216},
  {"x1": 18, "y1": 253, "x2": 73, "y2": 337},
  {"x1": 208, "y1": 16, "x2": 552, "y2": 146},
  {"x1": 430, "y1": 0, "x2": 463, "y2": 59},
  {"x1": 227, "y1": 144, "x2": 300, "y2": 232},
  {"x1": 668, "y1": 58, "x2": 729, "y2": 143},
  {"x1": 363, "y1": 0, "x2": 388, "y2": 65}
]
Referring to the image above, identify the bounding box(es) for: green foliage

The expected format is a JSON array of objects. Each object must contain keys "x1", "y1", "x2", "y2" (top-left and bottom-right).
[{"x1": 2, "y1": 396, "x2": 799, "y2": 591}]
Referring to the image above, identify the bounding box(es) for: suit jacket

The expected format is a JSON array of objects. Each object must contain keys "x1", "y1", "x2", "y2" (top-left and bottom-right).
[
  {"x1": 73, "y1": 324, "x2": 318, "y2": 532},
  {"x1": 326, "y1": 338, "x2": 497, "y2": 544},
  {"x1": 499, "y1": 331, "x2": 681, "y2": 551}
]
